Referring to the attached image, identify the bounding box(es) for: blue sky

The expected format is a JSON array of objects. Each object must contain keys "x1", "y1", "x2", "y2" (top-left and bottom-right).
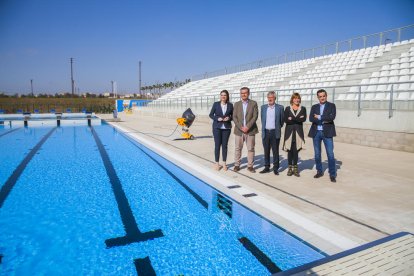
[{"x1": 0, "y1": 0, "x2": 413, "y2": 94}]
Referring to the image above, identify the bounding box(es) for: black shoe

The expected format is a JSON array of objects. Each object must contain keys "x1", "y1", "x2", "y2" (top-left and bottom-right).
[
  {"x1": 273, "y1": 170, "x2": 279, "y2": 175},
  {"x1": 330, "y1": 176, "x2": 336, "y2": 183},
  {"x1": 314, "y1": 171, "x2": 324, "y2": 178},
  {"x1": 259, "y1": 167, "x2": 270, "y2": 174},
  {"x1": 247, "y1": 167, "x2": 256, "y2": 173},
  {"x1": 233, "y1": 166, "x2": 240, "y2": 172}
]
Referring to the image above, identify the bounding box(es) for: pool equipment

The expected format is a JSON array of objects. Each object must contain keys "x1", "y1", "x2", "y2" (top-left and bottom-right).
[
  {"x1": 56, "y1": 112, "x2": 62, "y2": 127},
  {"x1": 23, "y1": 112, "x2": 31, "y2": 127},
  {"x1": 86, "y1": 111, "x2": 92, "y2": 126},
  {"x1": 176, "y1": 108, "x2": 195, "y2": 140}
]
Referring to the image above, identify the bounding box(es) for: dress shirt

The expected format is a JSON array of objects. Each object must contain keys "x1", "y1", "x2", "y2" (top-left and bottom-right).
[
  {"x1": 242, "y1": 100, "x2": 248, "y2": 127},
  {"x1": 317, "y1": 103, "x2": 325, "y2": 131},
  {"x1": 265, "y1": 104, "x2": 276, "y2": 130}
]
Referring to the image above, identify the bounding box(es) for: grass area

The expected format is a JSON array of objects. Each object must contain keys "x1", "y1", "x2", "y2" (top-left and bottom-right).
[{"x1": 0, "y1": 98, "x2": 115, "y2": 114}]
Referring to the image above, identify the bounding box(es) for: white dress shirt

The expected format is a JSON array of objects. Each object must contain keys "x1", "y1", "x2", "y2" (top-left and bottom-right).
[{"x1": 265, "y1": 104, "x2": 276, "y2": 130}]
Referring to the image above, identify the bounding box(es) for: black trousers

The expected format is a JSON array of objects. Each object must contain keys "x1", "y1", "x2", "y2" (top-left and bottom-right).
[
  {"x1": 213, "y1": 128, "x2": 231, "y2": 162},
  {"x1": 288, "y1": 141, "x2": 299, "y2": 165},
  {"x1": 263, "y1": 129, "x2": 280, "y2": 170}
]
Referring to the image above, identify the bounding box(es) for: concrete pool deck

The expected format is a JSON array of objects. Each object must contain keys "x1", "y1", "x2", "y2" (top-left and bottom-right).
[{"x1": 99, "y1": 111, "x2": 414, "y2": 255}]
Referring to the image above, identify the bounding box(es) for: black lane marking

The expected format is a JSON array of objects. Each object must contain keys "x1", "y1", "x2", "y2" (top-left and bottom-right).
[
  {"x1": 90, "y1": 126, "x2": 164, "y2": 248},
  {"x1": 134, "y1": 257, "x2": 156, "y2": 276},
  {"x1": 0, "y1": 127, "x2": 20, "y2": 138},
  {"x1": 243, "y1": 193, "x2": 257, "y2": 198},
  {"x1": 238, "y1": 237, "x2": 281, "y2": 274},
  {"x1": 0, "y1": 127, "x2": 56, "y2": 208},
  {"x1": 228, "y1": 185, "x2": 241, "y2": 189},
  {"x1": 115, "y1": 125, "x2": 390, "y2": 236}
]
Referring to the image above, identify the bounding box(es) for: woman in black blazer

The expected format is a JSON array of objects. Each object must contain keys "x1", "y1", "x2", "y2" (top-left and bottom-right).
[
  {"x1": 209, "y1": 90, "x2": 233, "y2": 171},
  {"x1": 282, "y1": 92, "x2": 307, "y2": 177}
]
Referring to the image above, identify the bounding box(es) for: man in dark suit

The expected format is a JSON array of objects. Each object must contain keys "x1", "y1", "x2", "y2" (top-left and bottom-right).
[
  {"x1": 308, "y1": 89, "x2": 337, "y2": 182},
  {"x1": 233, "y1": 87, "x2": 259, "y2": 173},
  {"x1": 260, "y1": 91, "x2": 284, "y2": 175}
]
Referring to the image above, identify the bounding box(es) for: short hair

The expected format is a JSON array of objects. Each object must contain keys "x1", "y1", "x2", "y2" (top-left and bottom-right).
[
  {"x1": 220, "y1": 89, "x2": 230, "y2": 103},
  {"x1": 240, "y1": 87, "x2": 250, "y2": 94},
  {"x1": 317, "y1": 89, "x2": 327, "y2": 96},
  {"x1": 290, "y1": 92, "x2": 301, "y2": 104},
  {"x1": 267, "y1": 91, "x2": 276, "y2": 97}
]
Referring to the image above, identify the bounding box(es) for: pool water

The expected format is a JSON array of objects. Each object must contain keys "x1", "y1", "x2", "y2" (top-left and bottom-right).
[{"x1": 0, "y1": 123, "x2": 324, "y2": 275}]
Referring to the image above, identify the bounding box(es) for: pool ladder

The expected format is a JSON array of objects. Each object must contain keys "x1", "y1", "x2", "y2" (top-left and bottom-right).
[{"x1": 217, "y1": 194, "x2": 233, "y2": 218}]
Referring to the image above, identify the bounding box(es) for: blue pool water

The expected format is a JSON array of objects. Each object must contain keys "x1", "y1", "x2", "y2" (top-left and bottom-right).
[{"x1": 0, "y1": 123, "x2": 325, "y2": 275}]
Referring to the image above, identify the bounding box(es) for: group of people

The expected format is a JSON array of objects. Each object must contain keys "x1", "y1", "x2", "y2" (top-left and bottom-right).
[{"x1": 209, "y1": 87, "x2": 337, "y2": 182}]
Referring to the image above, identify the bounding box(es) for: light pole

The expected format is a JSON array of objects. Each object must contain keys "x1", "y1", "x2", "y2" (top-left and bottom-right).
[
  {"x1": 139, "y1": 61, "x2": 142, "y2": 96},
  {"x1": 70, "y1": 58, "x2": 75, "y2": 97},
  {"x1": 30, "y1": 79, "x2": 34, "y2": 97}
]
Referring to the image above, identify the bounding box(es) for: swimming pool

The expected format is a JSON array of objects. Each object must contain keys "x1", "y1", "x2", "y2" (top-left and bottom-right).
[{"x1": 0, "y1": 122, "x2": 325, "y2": 275}]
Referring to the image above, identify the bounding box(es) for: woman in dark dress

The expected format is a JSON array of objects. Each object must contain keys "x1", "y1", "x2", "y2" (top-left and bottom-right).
[
  {"x1": 282, "y1": 92, "x2": 307, "y2": 177},
  {"x1": 209, "y1": 90, "x2": 233, "y2": 171}
]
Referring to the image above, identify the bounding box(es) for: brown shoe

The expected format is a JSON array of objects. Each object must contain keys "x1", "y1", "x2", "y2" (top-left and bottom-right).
[
  {"x1": 233, "y1": 166, "x2": 240, "y2": 172},
  {"x1": 247, "y1": 167, "x2": 256, "y2": 173}
]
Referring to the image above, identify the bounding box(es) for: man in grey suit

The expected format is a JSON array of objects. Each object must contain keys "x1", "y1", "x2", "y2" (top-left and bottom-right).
[
  {"x1": 260, "y1": 91, "x2": 284, "y2": 175},
  {"x1": 233, "y1": 87, "x2": 259, "y2": 173}
]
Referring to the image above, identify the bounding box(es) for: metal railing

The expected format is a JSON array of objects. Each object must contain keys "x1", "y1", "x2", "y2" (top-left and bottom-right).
[
  {"x1": 191, "y1": 24, "x2": 414, "y2": 81},
  {"x1": 145, "y1": 81, "x2": 414, "y2": 118}
]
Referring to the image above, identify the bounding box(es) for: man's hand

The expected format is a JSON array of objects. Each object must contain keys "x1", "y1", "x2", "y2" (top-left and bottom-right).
[
  {"x1": 241, "y1": 126, "x2": 249, "y2": 133},
  {"x1": 313, "y1": 114, "x2": 319, "y2": 119},
  {"x1": 223, "y1": 116, "x2": 229, "y2": 121},
  {"x1": 218, "y1": 117, "x2": 223, "y2": 121},
  {"x1": 288, "y1": 116, "x2": 292, "y2": 120}
]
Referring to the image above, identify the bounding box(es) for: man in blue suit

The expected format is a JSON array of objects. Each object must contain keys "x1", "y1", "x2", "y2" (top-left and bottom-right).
[
  {"x1": 260, "y1": 91, "x2": 284, "y2": 175},
  {"x1": 308, "y1": 89, "x2": 337, "y2": 182}
]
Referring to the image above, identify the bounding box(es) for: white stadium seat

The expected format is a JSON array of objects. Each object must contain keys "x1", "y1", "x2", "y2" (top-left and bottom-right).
[
  {"x1": 397, "y1": 83, "x2": 410, "y2": 91},
  {"x1": 400, "y1": 63, "x2": 409, "y2": 69},
  {"x1": 390, "y1": 64, "x2": 400, "y2": 70},
  {"x1": 380, "y1": 70, "x2": 390, "y2": 77},
  {"x1": 376, "y1": 84, "x2": 388, "y2": 92},
  {"x1": 399, "y1": 68, "x2": 409, "y2": 75},
  {"x1": 369, "y1": 78, "x2": 379, "y2": 84},
  {"x1": 389, "y1": 70, "x2": 399, "y2": 76}
]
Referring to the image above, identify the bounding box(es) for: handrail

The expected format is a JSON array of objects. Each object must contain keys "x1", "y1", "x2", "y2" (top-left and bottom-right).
[
  {"x1": 191, "y1": 24, "x2": 414, "y2": 81},
  {"x1": 147, "y1": 81, "x2": 414, "y2": 118}
]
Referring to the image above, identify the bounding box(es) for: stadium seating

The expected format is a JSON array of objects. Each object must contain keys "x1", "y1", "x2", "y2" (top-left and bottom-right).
[
  {"x1": 151, "y1": 39, "x2": 414, "y2": 107},
  {"x1": 348, "y1": 45, "x2": 414, "y2": 101}
]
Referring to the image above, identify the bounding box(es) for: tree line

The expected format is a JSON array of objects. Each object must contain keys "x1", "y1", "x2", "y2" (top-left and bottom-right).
[
  {"x1": 0, "y1": 78, "x2": 191, "y2": 99},
  {"x1": 141, "y1": 79, "x2": 191, "y2": 96}
]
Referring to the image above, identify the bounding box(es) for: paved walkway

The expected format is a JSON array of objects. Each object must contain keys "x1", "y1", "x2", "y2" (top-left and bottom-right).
[
  {"x1": 99, "y1": 110, "x2": 414, "y2": 255},
  {"x1": 276, "y1": 232, "x2": 414, "y2": 275}
]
